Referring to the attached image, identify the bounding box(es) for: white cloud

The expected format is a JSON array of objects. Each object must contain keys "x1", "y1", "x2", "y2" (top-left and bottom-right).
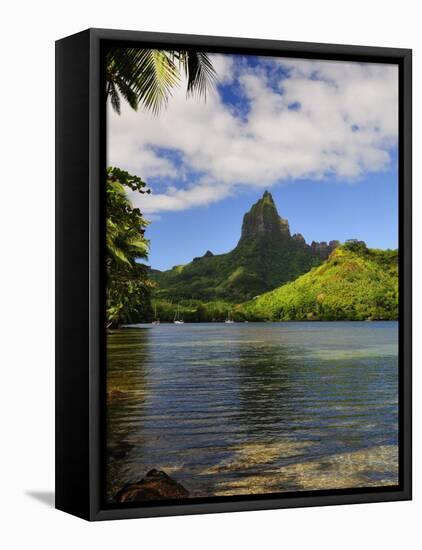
[
  {"x1": 108, "y1": 55, "x2": 398, "y2": 214},
  {"x1": 209, "y1": 53, "x2": 235, "y2": 83}
]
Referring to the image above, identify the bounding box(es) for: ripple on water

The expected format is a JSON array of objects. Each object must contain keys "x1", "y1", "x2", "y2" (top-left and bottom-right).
[{"x1": 106, "y1": 322, "x2": 399, "y2": 500}]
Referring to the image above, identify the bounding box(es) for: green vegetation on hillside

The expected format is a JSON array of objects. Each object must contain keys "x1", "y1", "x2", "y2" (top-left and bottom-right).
[
  {"x1": 151, "y1": 192, "x2": 327, "y2": 302},
  {"x1": 240, "y1": 241, "x2": 398, "y2": 321},
  {"x1": 104, "y1": 51, "x2": 398, "y2": 326},
  {"x1": 152, "y1": 239, "x2": 323, "y2": 302}
]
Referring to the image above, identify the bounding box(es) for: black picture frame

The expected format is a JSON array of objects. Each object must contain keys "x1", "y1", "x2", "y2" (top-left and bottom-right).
[{"x1": 55, "y1": 28, "x2": 412, "y2": 521}]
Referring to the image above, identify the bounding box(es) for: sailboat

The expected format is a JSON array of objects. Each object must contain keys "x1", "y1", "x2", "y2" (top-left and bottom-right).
[
  {"x1": 174, "y1": 303, "x2": 184, "y2": 324},
  {"x1": 152, "y1": 304, "x2": 160, "y2": 325},
  {"x1": 225, "y1": 310, "x2": 235, "y2": 324}
]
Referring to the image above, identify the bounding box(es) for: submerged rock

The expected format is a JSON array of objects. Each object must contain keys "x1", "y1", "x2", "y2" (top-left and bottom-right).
[
  {"x1": 108, "y1": 442, "x2": 134, "y2": 460},
  {"x1": 107, "y1": 389, "x2": 126, "y2": 400},
  {"x1": 115, "y1": 469, "x2": 189, "y2": 502}
]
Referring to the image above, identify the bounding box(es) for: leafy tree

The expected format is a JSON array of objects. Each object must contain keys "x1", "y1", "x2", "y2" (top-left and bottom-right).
[
  {"x1": 344, "y1": 239, "x2": 368, "y2": 255},
  {"x1": 106, "y1": 47, "x2": 217, "y2": 114},
  {"x1": 105, "y1": 48, "x2": 218, "y2": 326},
  {"x1": 106, "y1": 167, "x2": 154, "y2": 328}
]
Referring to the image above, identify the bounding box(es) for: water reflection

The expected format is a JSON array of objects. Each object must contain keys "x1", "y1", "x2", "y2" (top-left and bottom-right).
[
  {"x1": 106, "y1": 329, "x2": 150, "y2": 497},
  {"x1": 106, "y1": 322, "x2": 398, "y2": 500}
]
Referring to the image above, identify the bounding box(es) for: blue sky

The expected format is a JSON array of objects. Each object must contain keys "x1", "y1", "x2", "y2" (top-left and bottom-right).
[
  {"x1": 108, "y1": 53, "x2": 399, "y2": 271},
  {"x1": 145, "y1": 169, "x2": 398, "y2": 270}
]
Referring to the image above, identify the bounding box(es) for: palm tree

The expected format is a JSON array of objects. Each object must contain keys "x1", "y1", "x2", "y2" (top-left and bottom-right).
[
  {"x1": 106, "y1": 47, "x2": 217, "y2": 115},
  {"x1": 106, "y1": 168, "x2": 153, "y2": 328},
  {"x1": 106, "y1": 168, "x2": 150, "y2": 267}
]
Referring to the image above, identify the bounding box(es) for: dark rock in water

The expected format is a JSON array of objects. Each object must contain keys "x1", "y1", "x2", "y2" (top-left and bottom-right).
[
  {"x1": 115, "y1": 469, "x2": 189, "y2": 502},
  {"x1": 107, "y1": 389, "x2": 126, "y2": 400},
  {"x1": 108, "y1": 442, "x2": 134, "y2": 460}
]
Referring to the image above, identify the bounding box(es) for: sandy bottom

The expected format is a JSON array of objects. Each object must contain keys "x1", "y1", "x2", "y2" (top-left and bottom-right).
[{"x1": 203, "y1": 443, "x2": 398, "y2": 496}]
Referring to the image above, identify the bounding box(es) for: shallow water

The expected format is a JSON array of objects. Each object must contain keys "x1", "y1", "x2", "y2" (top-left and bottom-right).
[{"x1": 106, "y1": 321, "x2": 399, "y2": 500}]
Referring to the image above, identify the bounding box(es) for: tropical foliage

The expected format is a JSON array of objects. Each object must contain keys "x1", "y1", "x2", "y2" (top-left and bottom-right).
[
  {"x1": 106, "y1": 47, "x2": 217, "y2": 114},
  {"x1": 240, "y1": 242, "x2": 398, "y2": 321},
  {"x1": 104, "y1": 51, "x2": 399, "y2": 325},
  {"x1": 105, "y1": 48, "x2": 218, "y2": 327},
  {"x1": 106, "y1": 167, "x2": 154, "y2": 328}
]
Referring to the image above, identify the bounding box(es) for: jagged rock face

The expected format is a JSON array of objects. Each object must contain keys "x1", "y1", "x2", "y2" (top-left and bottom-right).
[
  {"x1": 239, "y1": 191, "x2": 338, "y2": 259},
  {"x1": 310, "y1": 239, "x2": 340, "y2": 259},
  {"x1": 239, "y1": 191, "x2": 290, "y2": 243},
  {"x1": 151, "y1": 190, "x2": 342, "y2": 302},
  {"x1": 193, "y1": 250, "x2": 214, "y2": 262},
  {"x1": 292, "y1": 233, "x2": 306, "y2": 247}
]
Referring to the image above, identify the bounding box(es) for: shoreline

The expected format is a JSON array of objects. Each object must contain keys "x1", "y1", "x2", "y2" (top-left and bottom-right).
[
  {"x1": 107, "y1": 443, "x2": 399, "y2": 503},
  {"x1": 120, "y1": 319, "x2": 399, "y2": 328}
]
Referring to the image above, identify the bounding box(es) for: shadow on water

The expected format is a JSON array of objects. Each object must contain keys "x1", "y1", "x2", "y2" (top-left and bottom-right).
[
  {"x1": 106, "y1": 328, "x2": 151, "y2": 499},
  {"x1": 25, "y1": 491, "x2": 55, "y2": 508},
  {"x1": 236, "y1": 343, "x2": 293, "y2": 430}
]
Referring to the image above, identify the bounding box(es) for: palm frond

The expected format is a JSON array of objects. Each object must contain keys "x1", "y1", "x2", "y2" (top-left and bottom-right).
[
  {"x1": 106, "y1": 219, "x2": 131, "y2": 265},
  {"x1": 106, "y1": 47, "x2": 181, "y2": 114},
  {"x1": 115, "y1": 79, "x2": 138, "y2": 111},
  {"x1": 126, "y1": 237, "x2": 149, "y2": 257},
  {"x1": 106, "y1": 47, "x2": 217, "y2": 114},
  {"x1": 183, "y1": 51, "x2": 217, "y2": 100},
  {"x1": 108, "y1": 82, "x2": 121, "y2": 115}
]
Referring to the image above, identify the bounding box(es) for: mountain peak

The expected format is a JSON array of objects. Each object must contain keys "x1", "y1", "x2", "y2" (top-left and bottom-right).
[{"x1": 239, "y1": 191, "x2": 290, "y2": 242}]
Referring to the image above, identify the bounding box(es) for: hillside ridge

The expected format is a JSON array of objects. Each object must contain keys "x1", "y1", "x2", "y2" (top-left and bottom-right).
[
  {"x1": 151, "y1": 191, "x2": 341, "y2": 301},
  {"x1": 240, "y1": 241, "x2": 398, "y2": 321}
]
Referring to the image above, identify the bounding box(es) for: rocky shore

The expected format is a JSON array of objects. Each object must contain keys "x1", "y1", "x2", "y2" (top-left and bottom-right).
[{"x1": 114, "y1": 469, "x2": 189, "y2": 502}]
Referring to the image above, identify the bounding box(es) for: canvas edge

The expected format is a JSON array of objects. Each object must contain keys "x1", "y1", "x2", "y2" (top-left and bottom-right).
[
  {"x1": 55, "y1": 28, "x2": 412, "y2": 522},
  {"x1": 55, "y1": 29, "x2": 92, "y2": 521}
]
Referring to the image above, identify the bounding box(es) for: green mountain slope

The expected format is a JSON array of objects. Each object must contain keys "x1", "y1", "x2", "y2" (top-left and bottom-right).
[
  {"x1": 151, "y1": 191, "x2": 338, "y2": 302},
  {"x1": 240, "y1": 241, "x2": 398, "y2": 321}
]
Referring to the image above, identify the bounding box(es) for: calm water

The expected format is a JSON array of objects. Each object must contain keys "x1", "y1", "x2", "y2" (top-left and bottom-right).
[{"x1": 106, "y1": 322, "x2": 399, "y2": 500}]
